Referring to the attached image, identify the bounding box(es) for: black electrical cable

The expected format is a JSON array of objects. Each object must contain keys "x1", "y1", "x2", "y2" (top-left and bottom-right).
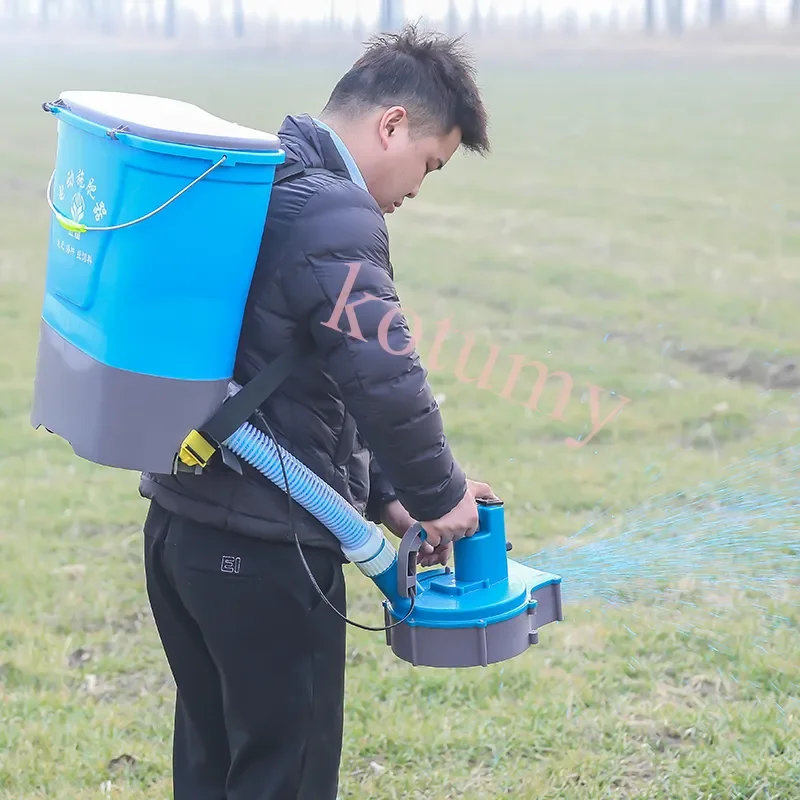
[{"x1": 256, "y1": 412, "x2": 416, "y2": 633}]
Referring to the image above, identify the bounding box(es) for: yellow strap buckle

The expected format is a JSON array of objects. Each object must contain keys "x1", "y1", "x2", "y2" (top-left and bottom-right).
[{"x1": 179, "y1": 430, "x2": 217, "y2": 468}]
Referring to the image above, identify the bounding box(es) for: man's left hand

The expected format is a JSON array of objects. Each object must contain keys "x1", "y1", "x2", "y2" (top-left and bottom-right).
[
  {"x1": 379, "y1": 499, "x2": 416, "y2": 539},
  {"x1": 379, "y1": 499, "x2": 452, "y2": 566},
  {"x1": 379, "y1": 475, "x2": 500, "y2": 568}
]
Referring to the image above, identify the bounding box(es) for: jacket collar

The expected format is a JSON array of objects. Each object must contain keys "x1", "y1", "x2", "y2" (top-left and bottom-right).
[
  {"x1": 277, "y1": 113, "x2": 361, "y2": 187},
  {"x1": 311, "y1": 117, "x2": 367, "y2": 191}
]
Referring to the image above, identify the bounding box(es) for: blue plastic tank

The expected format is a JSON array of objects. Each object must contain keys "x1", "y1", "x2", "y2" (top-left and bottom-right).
[{"x1": 30, "y1": 91, "x2": 286, "y2": 473}]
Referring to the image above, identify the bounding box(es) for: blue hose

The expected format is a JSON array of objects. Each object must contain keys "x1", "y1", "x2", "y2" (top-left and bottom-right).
[
  {"x1": 224, "y1": 420, "x2": 374, "y2": 552},
  {"x1": 222, "y1": 415, "x2": 408, "y2": 617}
]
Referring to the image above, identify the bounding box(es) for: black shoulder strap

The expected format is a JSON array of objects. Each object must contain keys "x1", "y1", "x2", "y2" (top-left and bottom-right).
[
  {"x1": 180, "y1": 163, "x2": 330, "y2": 469},
  {"x1": 201, "y1": 337, "x2": 311, "y2": 448}
]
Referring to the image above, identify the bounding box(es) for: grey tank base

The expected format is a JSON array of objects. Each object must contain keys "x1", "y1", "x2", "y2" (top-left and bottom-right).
[
  {"x1": 30, "y1": 320, "x2": 229, "y2": 474},
  {"x1": 384, "y1": 573, "x2": 564, "y2": 669}
]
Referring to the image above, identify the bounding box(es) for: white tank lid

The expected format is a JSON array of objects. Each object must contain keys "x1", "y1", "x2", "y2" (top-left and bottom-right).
[{"x1": 55, "y1": 90, "x2": 282, "y2": 152}]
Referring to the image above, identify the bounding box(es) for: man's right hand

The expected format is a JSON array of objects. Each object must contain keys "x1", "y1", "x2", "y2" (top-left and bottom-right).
[{"x1": 418, "y1": 479, "x2": 499, "y2": 547}]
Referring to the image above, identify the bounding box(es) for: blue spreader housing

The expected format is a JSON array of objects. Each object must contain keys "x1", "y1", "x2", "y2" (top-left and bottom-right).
[{"x1": 384, "y1": 501, "x2": 564, "y2": 668}]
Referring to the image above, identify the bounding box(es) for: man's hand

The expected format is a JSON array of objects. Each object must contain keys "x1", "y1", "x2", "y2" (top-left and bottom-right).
[
  {"x1": 379, "y1": 499, "x2": 416, "y2": 539},
  {"x1": 417, "y1": 540, "x2": 453, "y2": 568},
  {"x1": 377, "y1": 499, "x2": 445, "y2": 566},
  {"x1": 378, "y1": 499, "x2": 448, "y2": 566},
  {"x1": 379, "y1": 479, "x2": 499, "y2": 565},
  {"x1": 416, "y1": 478, "x2": 500, "y2": 549},
  {"x1": 466, "y1": 479, "x2": 499, "y2": 504}
]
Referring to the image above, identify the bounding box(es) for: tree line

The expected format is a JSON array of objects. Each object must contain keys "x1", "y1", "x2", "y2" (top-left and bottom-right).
[{"x1": 3, "y1": 0, "x2": 799, "y2": 37}]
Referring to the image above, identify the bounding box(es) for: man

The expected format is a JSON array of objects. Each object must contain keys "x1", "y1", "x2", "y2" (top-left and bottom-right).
[{"x1": 140, "y1": 23, "x2": 496, "y2": 800}]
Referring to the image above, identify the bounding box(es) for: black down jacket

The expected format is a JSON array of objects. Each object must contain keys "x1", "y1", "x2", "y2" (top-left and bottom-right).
[{"x1": 139, "y1": 113, "x2": 468, "y2": 558}]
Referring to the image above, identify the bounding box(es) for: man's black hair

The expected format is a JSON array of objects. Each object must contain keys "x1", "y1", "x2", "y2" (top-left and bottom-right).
[{"x1": 321, "y1": 23, "x2": 490, "y2": 155}]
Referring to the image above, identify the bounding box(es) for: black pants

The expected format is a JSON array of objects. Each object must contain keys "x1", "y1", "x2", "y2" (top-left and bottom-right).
[{"x1": 142, "y1": 499, "x2": 347, "y2": 800}]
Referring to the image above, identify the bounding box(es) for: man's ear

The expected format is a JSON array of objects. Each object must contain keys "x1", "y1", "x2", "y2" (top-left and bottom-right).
[{"x1": 379, "y1": 106, "x2": 408, "y2": 147}]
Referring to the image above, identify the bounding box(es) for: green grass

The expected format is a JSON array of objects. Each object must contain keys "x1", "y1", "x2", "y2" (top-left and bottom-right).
[{"x1": 1, "y1": 42, "x2": 799, "y2": 799}]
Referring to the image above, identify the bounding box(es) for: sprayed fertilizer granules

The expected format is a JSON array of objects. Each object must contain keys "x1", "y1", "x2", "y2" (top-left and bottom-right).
[{"x1": 521, "y1": 440, "x2": 799, "y2": 708}]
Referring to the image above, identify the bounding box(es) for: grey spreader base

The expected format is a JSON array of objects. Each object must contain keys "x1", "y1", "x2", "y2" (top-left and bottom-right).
[
  {"x1": 384, "y1": 579, "x2": 563, "y2": 669},
  {"x1": 30, "y1": 319, "x2": 229, "y2": 473}
]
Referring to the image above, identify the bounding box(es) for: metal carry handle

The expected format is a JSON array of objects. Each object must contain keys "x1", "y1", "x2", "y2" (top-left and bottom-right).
[{"x1": 45, "y1": 154, "x2": 227, "y2": 235}]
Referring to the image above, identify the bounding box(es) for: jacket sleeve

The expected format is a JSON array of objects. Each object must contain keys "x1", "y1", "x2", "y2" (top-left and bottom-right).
[
  {"x1": 279, "y1": 180, "x2": 467, "y2": 522},
  {"x1": 365, "y1": 452, "x2": 397, "y2": 524}
]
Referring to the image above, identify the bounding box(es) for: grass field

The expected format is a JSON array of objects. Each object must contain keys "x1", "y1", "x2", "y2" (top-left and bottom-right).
[{"x1": 1, "y1": 39, "x2": 799, "y2": 799}]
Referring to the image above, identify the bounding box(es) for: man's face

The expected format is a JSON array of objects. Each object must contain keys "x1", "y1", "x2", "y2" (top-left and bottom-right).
[{"x1": 366, "y1": 106, "x2": 462, "y2": 216}]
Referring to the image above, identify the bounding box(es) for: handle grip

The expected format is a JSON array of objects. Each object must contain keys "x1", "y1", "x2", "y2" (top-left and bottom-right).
[{"x1": 397, "y1": 522, "x2": 427, "y2": 599}]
